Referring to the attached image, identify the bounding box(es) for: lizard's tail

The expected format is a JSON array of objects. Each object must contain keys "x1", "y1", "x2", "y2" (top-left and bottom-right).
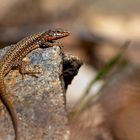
[{"x1": 0, "y1": 74, "x2": 18, "y2": 140}]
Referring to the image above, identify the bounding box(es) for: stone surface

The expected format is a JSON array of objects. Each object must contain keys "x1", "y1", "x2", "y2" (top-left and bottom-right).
[{"x1": 0, "y1": 45, "x2": 82, "y2": 140}]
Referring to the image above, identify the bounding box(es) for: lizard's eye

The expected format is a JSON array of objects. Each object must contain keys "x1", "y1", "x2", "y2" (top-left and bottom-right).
[{"x1": 57, "y1": 30, "x2": 61, "y2": 33}]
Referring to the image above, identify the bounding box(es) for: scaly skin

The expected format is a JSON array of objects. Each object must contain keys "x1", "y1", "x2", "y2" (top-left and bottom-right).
[{"x1": 0, "y1": 29, "x2": 70, "y2": 140}]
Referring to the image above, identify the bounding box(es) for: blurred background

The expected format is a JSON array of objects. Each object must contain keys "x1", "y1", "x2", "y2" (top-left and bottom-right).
[
  {"x1": 0, "y1": 0, "x2": 140, "y2": 108},
  {"x1": 1, "y1": 1, "x2": 140, "y2": 139}
]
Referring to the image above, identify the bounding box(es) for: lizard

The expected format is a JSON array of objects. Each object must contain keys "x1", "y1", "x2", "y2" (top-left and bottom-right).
[{"x1": 0, "y1": 29, "x2": 70, "y2": 140}]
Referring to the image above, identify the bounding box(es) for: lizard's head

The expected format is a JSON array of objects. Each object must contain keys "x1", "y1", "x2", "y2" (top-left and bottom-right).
[{"x1": 45, "y1": 29, "x2": 70, "y2": 41}]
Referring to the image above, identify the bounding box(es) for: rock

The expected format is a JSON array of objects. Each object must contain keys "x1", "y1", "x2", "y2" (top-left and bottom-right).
[{"x1": 0, "y1": 45, "x2": 82, "y2": 140}]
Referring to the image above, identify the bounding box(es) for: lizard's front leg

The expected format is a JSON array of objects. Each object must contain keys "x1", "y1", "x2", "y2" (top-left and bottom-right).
[
  {"x1": 19, "y1": 41, "x2": 62, "y2": 78},
  {"x1": 39, "y1": 40, "x2": 63, "y2": 48},
  {"x1": 19, "y1": 57, "x2": 42, "y2": 78}
]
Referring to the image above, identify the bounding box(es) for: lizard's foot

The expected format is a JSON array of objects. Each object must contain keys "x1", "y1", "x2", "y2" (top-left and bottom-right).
[
  {"x1": 19, "y1": 57, "x2": 42, "y2": 79},
  {"x1": 39, "y1": 41, "x2": 63, "y2": 48}
]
